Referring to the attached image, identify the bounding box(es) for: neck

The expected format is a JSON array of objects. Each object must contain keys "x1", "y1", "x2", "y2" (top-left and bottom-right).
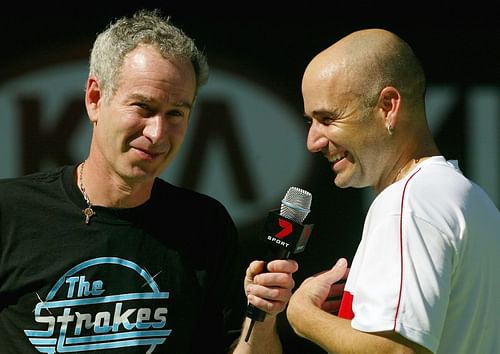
[
  {"x1": 392, "y1": 157, "x2": 422, "y2": 184},
  {"x1": 376, "y1": 153, "x2": 437, "y2": 194},
  {"x1": 77, "y1": 160, "x2": 154, "y2": 209},
  {"x1": 378, "y1": 128, "x2": 440, "y2": 193}
]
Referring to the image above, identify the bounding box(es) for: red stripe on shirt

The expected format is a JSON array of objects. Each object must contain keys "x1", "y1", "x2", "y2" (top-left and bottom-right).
[
  {"x1": 338, "y1": 291, "x2": 354, "y2": 319},
  {"x1": 393, "y1": 168, "x2": 421, "y2": 330}
]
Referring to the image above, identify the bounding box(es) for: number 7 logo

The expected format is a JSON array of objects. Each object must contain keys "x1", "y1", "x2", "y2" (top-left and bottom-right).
[{"x1": 275, "y1": 218, "x2": 292, "y2": 239}]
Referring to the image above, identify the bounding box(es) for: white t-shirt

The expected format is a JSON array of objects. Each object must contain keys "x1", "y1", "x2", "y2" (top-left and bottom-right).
[{"x1": 339, "y1": 156, "x2": 500, "y2": 353}]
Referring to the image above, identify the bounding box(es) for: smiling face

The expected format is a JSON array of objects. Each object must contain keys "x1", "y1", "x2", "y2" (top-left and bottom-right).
[
  {"x1": 302, "y1": 29, "x2": 434, "y2": 193},
  {"x1": 86, "y1": 44, "x2": 197, "y2": 186},
  {"x1": 302, "y1": 52, "x2": 389, "y2": 190}
]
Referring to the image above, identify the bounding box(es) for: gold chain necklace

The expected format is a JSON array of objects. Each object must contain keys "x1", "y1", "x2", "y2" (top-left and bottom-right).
[{"x1": 79, "y1": 161, "x2": 95, "y2": 224}]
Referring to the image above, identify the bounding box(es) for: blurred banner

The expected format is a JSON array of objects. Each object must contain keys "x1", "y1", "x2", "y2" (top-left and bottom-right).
[{"x1": 1, "y1": 60, "x2": 498, "y2": 224}]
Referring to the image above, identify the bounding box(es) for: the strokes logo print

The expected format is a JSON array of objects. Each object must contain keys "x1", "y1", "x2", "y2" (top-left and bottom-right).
[{"x1": 24, "y1": 257, "x2": 170, "y2": 353}]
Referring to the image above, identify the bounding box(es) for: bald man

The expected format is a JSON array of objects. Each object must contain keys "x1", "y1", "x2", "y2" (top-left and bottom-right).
[{"x1": 286, "y1": 29, "x2": 500, "y2": 354}]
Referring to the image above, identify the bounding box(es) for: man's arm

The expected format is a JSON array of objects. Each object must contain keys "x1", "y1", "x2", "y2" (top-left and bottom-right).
[
  {"x1": 286, "y1": 258, "x2": 432, "y2": 354},
  {"x1": 231, "y1": 259, "x2": 298, "y2": 354}
]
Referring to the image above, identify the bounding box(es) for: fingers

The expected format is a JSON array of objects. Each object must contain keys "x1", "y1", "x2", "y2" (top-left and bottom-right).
[
  {"x1": 245, "y1": 259, "x2": 298, "y2": 285},
  {"x1": 325, "y1": 281, "x2": 347, "y2": 299},
  {"x1": 320, "y1": 298, "x2": 342, "y2": 314},
  {"x1": 321, "y1": 278, "x2": 348, "y2": 314},
  {"x1": 266, "y1": 259, "x2": 299, "y2": 274},
  {"x1": 245, "y1": 260, "x2": 266, "y2": 282},
  {"x1": 246, "y1": 284, "x2": 293, "y2": 315},
  {"x1": 244, "y1": 259, "x2": 299, "y2": 316},
  {"x1": 289, "y1": 258, "x2": 349, "y2": 309}
]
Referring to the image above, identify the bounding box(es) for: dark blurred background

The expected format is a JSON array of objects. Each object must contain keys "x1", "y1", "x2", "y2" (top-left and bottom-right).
[{"x1": 1, "y1": 3, "x2": 499, "y2": 353}]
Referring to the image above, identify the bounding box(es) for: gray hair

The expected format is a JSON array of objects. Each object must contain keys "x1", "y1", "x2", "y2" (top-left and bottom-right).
[{"x1": 89, "y1": 9, "x2": 209, "y2": 101}]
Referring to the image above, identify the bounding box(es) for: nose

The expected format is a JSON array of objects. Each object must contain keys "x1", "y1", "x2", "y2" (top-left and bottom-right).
[
  {"x1": 307, "y1": 120, "x2": 329, "y2": 153},
  {"x1": 143, "y1": 115, "x2": 165, "y2": 144}
]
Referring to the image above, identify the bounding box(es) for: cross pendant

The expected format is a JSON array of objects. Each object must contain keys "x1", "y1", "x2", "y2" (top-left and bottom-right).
[{"x1": 83, "y1": 207, "x2": 95, "y2": 224}]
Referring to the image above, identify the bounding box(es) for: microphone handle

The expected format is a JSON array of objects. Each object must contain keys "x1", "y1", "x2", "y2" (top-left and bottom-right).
[{"x1": 244, "y1": 248, "x2": 291, "y2": 342}]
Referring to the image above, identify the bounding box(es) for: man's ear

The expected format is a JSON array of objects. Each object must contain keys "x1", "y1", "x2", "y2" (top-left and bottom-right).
[
  {"x1": 85, "y1": 76, "x2": 102, "y2": 124},
  {"x1": 378, "y1": 86, "x2": 401, "y2": 130}
]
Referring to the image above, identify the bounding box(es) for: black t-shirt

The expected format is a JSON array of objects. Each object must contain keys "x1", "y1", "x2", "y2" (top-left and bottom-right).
[{"x1": 0, "y1": 165, "x2": 240, "y2": 354}]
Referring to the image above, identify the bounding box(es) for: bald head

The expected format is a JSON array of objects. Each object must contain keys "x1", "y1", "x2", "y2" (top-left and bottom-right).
[
  {"x1": 302, "y1": 28, "x2": 439, "y2": 192},
  {"x1": 304, "y1": 28, "x2": 426, "y2": 109}
]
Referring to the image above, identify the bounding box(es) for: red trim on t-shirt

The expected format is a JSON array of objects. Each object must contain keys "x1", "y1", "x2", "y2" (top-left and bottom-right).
[
  {"x1": 338, "y1": 291, "x2": 354, "y2": 319},
  {"x1": 393, "y1": 168, "x2": 421, "y2": 330}
]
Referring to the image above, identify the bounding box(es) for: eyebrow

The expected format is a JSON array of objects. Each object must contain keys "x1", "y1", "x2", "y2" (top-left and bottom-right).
[
  {"x1": 128, "y1": 93, "x2": 193, "y2": 110},
  {"x1": 172, "y1": 101, "x2": 193, "y2": 110},
  {"x1": 305, "y1": 109, "x2": 336, "y2": 118}
]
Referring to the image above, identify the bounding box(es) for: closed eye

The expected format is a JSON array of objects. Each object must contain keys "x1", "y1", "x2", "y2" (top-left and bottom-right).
[
  {"x1": 304, "y1": 115, "x2": 335, "y2": 126},
  {"x1": 318, "y1": 116, "x2": 334, "y2": 125}
]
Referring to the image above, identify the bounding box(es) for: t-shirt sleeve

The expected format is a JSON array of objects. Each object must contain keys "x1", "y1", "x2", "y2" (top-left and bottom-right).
[{"x1": 350, "y1": 214, "x2": 453, "y2": 352}]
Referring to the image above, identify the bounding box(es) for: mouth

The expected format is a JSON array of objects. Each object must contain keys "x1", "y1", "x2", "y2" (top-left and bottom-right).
[
  {"x1": 327, "y1": 151, "x2": 348, "y2": 164},
  {"x1": 132, "y1": 147, "x2": 164, "y2": 160}
]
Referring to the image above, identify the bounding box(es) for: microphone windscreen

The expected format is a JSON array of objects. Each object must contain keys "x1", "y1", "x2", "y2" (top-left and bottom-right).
[{"x1": 280, "y1": 186, "x2": 312, "y2": 223}]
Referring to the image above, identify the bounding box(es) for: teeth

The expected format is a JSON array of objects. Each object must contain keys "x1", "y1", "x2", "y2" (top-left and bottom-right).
[{"x1": 329, "y1": 152, "x2": 345, "y2": 163}]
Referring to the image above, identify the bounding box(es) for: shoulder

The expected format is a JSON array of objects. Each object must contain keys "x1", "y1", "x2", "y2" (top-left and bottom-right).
[
  {"x1": 401, "y1": 157, "x2": 498, "y2": 234},
  {"x1": 0, "y1": 166, "x2": 71, "y2": 219},
  {"x1": 150, "y1": 179, "x2": 239, "y2": 260},
  {"x1": 372, "y1": 157, "x2": 477, "y2": 222},
  {"x1": 407, "y1": 157, "x2": 485, "y2": 204},
  {"x1": 153, "y1": 178, "x2": 230, "y2": 212},
  {"x1": 0, "y1": 166, "x2": 68, "y2": 195},
  {"x1": 151, "y1": 178, "x2": 236, "y2": 228}
]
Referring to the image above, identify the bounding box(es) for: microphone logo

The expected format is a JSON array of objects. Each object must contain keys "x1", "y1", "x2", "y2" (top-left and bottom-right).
[
  {"x1": 262, "y1": 210, "x2": 314, "y2": 253},
  {"x1": 275, "y1": 218, "x2": 293, "y2": 239}
]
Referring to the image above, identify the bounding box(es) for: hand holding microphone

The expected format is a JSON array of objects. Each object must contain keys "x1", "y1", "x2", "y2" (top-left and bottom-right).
[{"x1": 243, "y1": 186, "x2": 314, "y2": 342}]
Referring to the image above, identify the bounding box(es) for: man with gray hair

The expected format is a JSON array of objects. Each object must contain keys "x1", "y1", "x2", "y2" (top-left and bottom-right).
[{"x1": 0, "y1": 9, "x2": 297, "y2": 354}]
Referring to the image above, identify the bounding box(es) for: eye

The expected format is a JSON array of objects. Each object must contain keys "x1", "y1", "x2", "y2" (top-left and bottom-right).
[
  {"x1": 305, "y1": 115, "x2": 334, "y2": 127},
  {"x1": 167, "y1": 110, "x2": 182, "y2": 117},
  {"x1": 134, "y1": 102, "x2": 155, "y2": 116},
  {"x1": 166, "y1": 109, "x2": 188, "y2": 121},
  {"x1": 320, "y1": 116, "x2": 334, "y2": 125}
]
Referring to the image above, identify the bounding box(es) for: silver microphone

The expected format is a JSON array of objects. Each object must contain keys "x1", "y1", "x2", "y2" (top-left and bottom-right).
[{"x1": 280, "y1": 186, "x2": 312, "y2": 223}]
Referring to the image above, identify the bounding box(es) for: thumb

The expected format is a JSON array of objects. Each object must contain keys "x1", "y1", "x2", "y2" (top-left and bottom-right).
[{"x1": 322, "y1": 258, "x2": 348, "y2": 284}]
